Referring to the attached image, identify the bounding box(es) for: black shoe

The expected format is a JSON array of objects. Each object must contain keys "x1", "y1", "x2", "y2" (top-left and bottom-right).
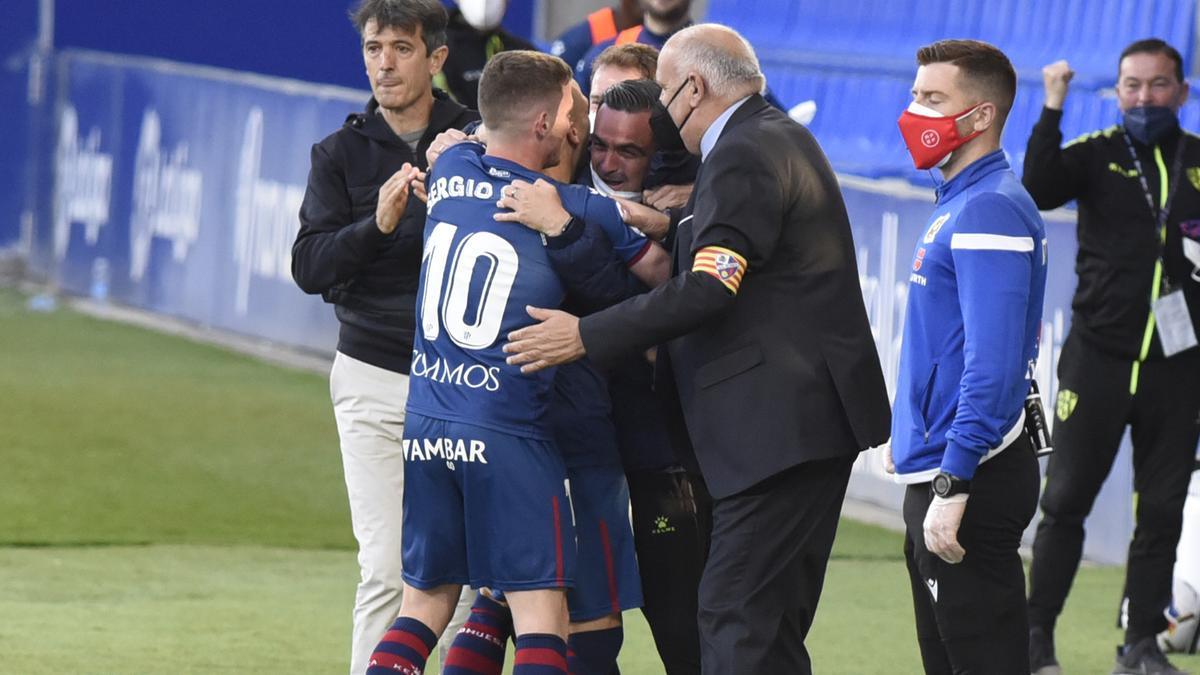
[
  {"x1": 1030, "y1": 627, "x2": 1062, "y2": 675},
  {"x1": 1112, "y1": 636, "x2": 1190, "y2": 675}
]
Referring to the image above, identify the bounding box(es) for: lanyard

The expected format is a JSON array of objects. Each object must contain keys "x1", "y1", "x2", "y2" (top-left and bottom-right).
[{"x1": 1121, "y1": 131, "x2": 1185, "y2": 290}]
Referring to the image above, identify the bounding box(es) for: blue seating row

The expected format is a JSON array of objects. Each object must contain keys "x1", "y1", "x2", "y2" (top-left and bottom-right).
[
  {"x1": 712, "y1": 1, "x2": 1199, "y2": 180},
  {"x1": 764, "y1": 60, "x2": 1200, "y2": 181},
  {"x1": 707, "y1": 0, "x2": 1194, "y2": 86}
]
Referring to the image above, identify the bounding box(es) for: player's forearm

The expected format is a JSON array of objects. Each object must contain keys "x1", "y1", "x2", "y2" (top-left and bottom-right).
[
  {"x1": 545, "y1": 221, "x2": 648, "y2": 315},
  {"x1": 628, "y1": 243, "x2": 670, "y2": 288}
]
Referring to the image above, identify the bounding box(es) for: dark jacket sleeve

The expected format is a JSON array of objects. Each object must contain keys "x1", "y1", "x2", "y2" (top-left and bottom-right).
[
  {"x1": 546, "y1": 219, "x2": 648, "y2": 315},
  {"x1": 580, "y1": 271, "x2": 734, "y2": 365},
  {"x1": 689, "y1": 134, "x2": 784, "y2": 269},
  {"x1": 1022, "y1": 106, "x2": 1093, "y2": 210},
  {"x1": 291, "y1": 142, "x2": 391, "y2": 295}
]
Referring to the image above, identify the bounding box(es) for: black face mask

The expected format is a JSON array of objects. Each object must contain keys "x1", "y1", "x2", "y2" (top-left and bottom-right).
[
  {"x1": 650, "y1": 100, "x2": 688, "y2": 155},
  {"x1": 662, "y1": 78, "x2": 700, "y2": 137},
  {"x1": 1123, "y1": 105, "x2": 1180, "y2": 146}
]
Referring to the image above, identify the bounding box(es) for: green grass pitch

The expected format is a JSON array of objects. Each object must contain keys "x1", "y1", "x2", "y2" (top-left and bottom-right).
[{"x1": 1, "y1": 287, "x2": 1197, "y2": 674}]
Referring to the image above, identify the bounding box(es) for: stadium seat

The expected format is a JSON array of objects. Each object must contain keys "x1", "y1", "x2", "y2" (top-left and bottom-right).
[
  {"x1": 711, "y1": 0, "x2": 1197, "y2": 179},
  {"x1": 708, "y1": 0, "x2": 1195, "y2": 84}
]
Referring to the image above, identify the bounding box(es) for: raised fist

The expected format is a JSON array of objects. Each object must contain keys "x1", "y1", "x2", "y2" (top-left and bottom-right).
[{"x1": 1042, "y1": 60, "x2": 1074, "y2": 110}]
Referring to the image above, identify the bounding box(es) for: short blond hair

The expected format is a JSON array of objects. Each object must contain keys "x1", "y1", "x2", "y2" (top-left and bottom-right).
[
  {"x1": 479, "y1": 51, "x2": 573, "y2": 135},
  {"x1": 594, "y1": 43, "x2": 659, "y2": 80}
]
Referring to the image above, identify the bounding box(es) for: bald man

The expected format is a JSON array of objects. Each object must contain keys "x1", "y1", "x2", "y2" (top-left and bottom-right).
[{"x1": 503, "y1": 24, "x2": 889, "y2": 674}]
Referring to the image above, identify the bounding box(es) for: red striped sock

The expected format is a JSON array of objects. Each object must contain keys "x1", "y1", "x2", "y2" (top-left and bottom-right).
[
  {"x1": 513, "y1": 633, "x2": 568, "y2": 674},
  {"x1": 366, "y1": 617, "x2": 437, "y2": 675},
  {"x1": 442, "y1": 593, "x2": 513, "y2": 674}
]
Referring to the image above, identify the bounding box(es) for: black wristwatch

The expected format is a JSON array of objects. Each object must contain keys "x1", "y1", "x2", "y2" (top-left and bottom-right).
[
  {"x1": 931, "y1": 472, "x2": 971, "y2": 498},
  {"x1": 540, "y1": 216, "x2": 578, "y2": 247}
]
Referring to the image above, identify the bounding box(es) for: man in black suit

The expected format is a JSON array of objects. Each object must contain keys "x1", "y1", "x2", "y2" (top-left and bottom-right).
[{"x1": 503, "y1": 23, "x2": 891, "y2": 674}]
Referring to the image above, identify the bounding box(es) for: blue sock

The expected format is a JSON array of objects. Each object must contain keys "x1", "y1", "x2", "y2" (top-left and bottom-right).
[
  {"x1": 513, "y1": 633, "x2": 568, "y2": 674},
  {"x1": 567, "y1": 626, "x2": 624, "y2": 675},
  {"x1": 366, "y1": 616, "x2": 438, "y2": 675},
  {"x1": 442, "y1": 593, "x2": 513, "y2": 674}
]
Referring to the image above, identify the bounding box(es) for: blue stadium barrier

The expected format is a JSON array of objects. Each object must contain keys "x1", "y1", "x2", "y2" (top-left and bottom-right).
[
  {"x1": 0, "y1": 1, "x2": 40, "y2": 250},
  {"x1": 27, "y1": 50, "x2": 352, "y2": 352}
]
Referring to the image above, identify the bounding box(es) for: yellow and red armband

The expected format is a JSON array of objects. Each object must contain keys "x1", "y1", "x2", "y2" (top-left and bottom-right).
[{"x1": 692, "y1": 246, "x2": 747, "y2": 294}]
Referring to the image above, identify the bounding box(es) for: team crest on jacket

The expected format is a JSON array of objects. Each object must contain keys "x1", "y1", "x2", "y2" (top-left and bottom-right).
[
  {"x1": 715, "y1": 253, "x2": 741, "y2": 280},
  {"x1": 924, "y1": 213, "x2": 951, "y2": 244},
  {"x1": 1188, "y1": 167, "x2": 1200, "y2": 192},
  {"x1": 1056, "y1": 389, "x2": 1078, "y2": 422}
]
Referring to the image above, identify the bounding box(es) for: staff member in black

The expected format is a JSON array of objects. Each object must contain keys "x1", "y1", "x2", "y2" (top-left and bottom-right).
[
  {"x1": 436, "y1": 1, "x2": 536, "y2": 109},
  {"x1": 1024, "y1": 38, "x2": 1200, "y2": 675},
  {"x1": 502, "y1": 24, "x2": 891, "y2": 674}
]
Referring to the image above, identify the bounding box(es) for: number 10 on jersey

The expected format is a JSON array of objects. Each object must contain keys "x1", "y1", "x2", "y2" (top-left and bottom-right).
[{"x1": 420, "y1": 221, "x2": 520, "y2": 350}]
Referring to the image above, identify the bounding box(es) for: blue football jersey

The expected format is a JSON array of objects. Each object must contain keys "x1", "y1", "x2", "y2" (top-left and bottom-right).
[{"x1": 406, "y1": 143, "x2": 566, "y2": 440}]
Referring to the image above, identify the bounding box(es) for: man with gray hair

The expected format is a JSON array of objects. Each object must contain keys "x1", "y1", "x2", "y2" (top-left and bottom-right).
[{"x1": 503, "y1": 24, "x2": 891, "y2": 674}]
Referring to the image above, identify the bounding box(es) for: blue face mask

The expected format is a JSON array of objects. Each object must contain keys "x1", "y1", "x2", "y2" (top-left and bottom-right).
[{"x1": 1123, "y1": 106, "x2": 1180, "y2": 146}]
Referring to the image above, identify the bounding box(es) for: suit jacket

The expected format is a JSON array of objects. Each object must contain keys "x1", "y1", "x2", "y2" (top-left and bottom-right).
[{"x1": 579, "y1": 94, "x2": 890, "y2": 499}]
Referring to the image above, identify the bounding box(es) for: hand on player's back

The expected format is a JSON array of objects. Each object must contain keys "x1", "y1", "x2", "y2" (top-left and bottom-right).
[
  {"x1": 425, "y1": 128, "x2": 470, "y2": 168},
  {"x1": 494, "y1": 179, "x2": 571, "y2": 235},
  {"x1": 504, "y1": 307, "x2": 586, "y2": 373}
]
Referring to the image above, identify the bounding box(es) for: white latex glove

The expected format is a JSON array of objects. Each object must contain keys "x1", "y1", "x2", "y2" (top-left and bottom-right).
[{"x1": 923, "y1": 494, "x2": 968, "y2": 564}]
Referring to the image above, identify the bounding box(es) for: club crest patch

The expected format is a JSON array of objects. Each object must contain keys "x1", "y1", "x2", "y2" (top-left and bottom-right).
[
  {"x1": 924, "y1": 213, "x2": 951, "y2": 244},
  {"x1": 714, "y1": 253, "x2": 741, "y2": 280},
  {"x1": 1056, "y1": 389, "x2": 1078, "y2": 422},
  {"x1": 693, "y1": 246, "x2": 748, "y2": 294},
  {"x1": 1188, "y1": 167, "x2": 1200, "y2": 192}
]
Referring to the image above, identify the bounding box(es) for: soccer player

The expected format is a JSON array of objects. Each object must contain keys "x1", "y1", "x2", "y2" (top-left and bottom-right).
[
  {"x1": 432, "y1": 80, "x2": 652, "y2": 675},
  {"x1": 290, "y1": 1, "x2": 476, "y2": 671},
  {"x1": 540, "y1": 81, "x2": 646, "y2": 675},
  {"x1": 495, "y1": 79, "x2": 714, "y2": 675},
  {"x1": 364, "y1": 50, "x2": 578, "y2": 675}
]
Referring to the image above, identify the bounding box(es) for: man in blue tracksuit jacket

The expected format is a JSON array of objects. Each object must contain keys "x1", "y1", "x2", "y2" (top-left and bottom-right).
[{"x1": 891, "y1": 40, "x2": 1048, "y2": 674}]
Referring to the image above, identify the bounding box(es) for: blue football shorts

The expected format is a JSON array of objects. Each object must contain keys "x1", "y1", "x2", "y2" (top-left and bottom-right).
[{"x1": 401, "y1": 412, "x2": 576, "y2": 592}]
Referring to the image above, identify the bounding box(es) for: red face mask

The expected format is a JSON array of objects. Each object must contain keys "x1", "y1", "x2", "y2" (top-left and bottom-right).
[{"x1": 897, "y1": 102, "x2": 983, "y2": 170}]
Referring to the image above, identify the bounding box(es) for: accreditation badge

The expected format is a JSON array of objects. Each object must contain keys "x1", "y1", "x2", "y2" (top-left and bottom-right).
[{"x1": 1153, "y1": 289, "x2": 1199, "y2": 356}]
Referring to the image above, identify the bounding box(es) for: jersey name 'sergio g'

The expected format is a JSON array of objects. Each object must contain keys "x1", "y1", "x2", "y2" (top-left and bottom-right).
[{"x1": 406, "y1": 143, "x2": 565, "y2": 440}]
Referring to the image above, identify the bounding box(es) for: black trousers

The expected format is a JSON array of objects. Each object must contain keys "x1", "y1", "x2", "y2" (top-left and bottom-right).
[
  {"x1": 697, "y1": 455, "x2": 854, "y2": 675},
  {"x1": 903, "y1": 433, "x2": 1040, "y2": 675},
  {"x1": 1028, "y1": 332, "x2": 1200, "y2": 642},
  {"x1": 628, "y1": 469, "x2": 713, "y2": 675}
]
